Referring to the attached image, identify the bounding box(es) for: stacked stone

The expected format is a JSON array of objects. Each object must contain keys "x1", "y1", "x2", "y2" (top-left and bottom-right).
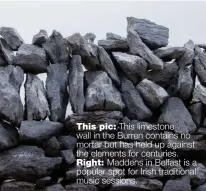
[{"x1": 0, "y1": 17, "x2": 206, "y2": 191}]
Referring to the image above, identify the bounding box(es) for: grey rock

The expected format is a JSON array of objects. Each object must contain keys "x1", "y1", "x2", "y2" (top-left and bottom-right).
[
  {"x1": 158, "y1": 97, "x2": 197, "y2": 134},
  {"x1": 45, "y1": 184, "x2": 66, "y2": 191},
  {"x1": 127, "y1": 17, "x2": 169, "y2": 49},
  {"x1": 0, "y1": 27, "x2": 24, "y2": 50},
  {"x1": 85, "y1": 71, "x2": 124, "y2": 111},
  {"x1": 43, "y1": 30, "x2": 70, "y2": 65},
  {"x1": 0, "y1": 146, "x2": 62, "y2": 181},
  {"x1": 66, "y1": 166, "x2": 82, "y2": 180},
  {"x1": 84, "y1": 70, "x2": 103, "y2": 86},
  {"x1": 197, "y1": 43, "x2": 206, "y2": 50},
  {"x1": 98, "y1": 39, "x2": 128, "y2": 51},
  {"x1": 61, "y1": 149, "x2": 76, "y2": 166},
  {"x1": 19, "y1": 120, "x2": 64, "y2": 143},
  {"x1": 4, "y1": 65, "x2": 24, "y2": 93},
  {"x1": 98, "y1": 46, "x2": 120, "y2": 85},
  {"x1": 65, "y1": 183, "x2": 97, "y2": 191},
  {"x1": 84, "y1": 33, "x2": 96, "y2": 43},
  {"x1": 0, "y1": 68, "x2": 23, "y2": 125},
  {"x1": 127, "y1": 30, "x2": 164, "y2": 70},
  {"x1": 154, "y1": 46, "x2": 185, "y2": 61},
  {"x1": 148, "y1": 62, "x2": 178, "y2": 88},
  {"x1": 41, "y1": 136, "x2": 60, "y2": 157},
  {"x1": 121, "y1": 77, "x2": 152, "y2": 120},
  {"x1": 65, "y1": 111, "x2": 123, "y2": 131},
  {"x1": 106, "y1": 32, "x2": 126, "y2": 40},
  {"x1": 203, "y1": 118, "x2": 206, "y2": 127},
  {"x1": 185, "y1": 39, "x2": 195, "y2": 50},
  {"x1": 163, "y1": 176, "x2": 191, "y2": 191},
  {"x1": 112, "y1": 52, "x2": 147, "y2": 84},
  {"x1": 194, "y1": 183, "x2": 206, "y2": 191},
  {"x1": 197, "y1": 128, "x2": 206, "y2": 136},
  {"x1": 15, "y1": 44, "x2": 48, "y2": 74},
  {"x1": 193, "y1": 76, "x2": 206, "y2": 105},
  {"x1": 0, "y1": 38, "x2": 15, "y2": 65},
  {"x1": 136, "y1": 78, "x2": 169, "y2": 109},
  {"x1": 25, "y1": 74, "x2": 50, "y2": 121},
  {"x1": 46, "y1": 64, "x2": 69, "y2": 122},
  {"x1": 57, "y1": 135, "x2": 77, "y2": 150},
  {"x1": 0, "y1": 121, "x2": 19, "y2": 151},
  {"x1": 0, "y1": 53, "x2": 7, "y2": 66},
  {"x1": 32, "y1": 30, "x2": 48, "y2": 46},
  {"x1": 69, "y1": 55, "x2": 85, "y2": 113},
  {"x1": 189, "y1": 102, "x2": 205, "y2": 127},
  {"x1": 176, "y1": 65, "x2": 194, "y2": 101},
  {"x1": 0, "y1": 181, "x2": 35, "y2": 191},
  {"x1": 110, "y1": 178, "x2": 163, "y2": 191},
  {"x1": 36, "y1": 177, "x2": 51, "y2": 189}
]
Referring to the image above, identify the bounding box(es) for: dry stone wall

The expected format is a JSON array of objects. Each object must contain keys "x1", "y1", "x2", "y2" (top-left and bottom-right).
[{"x1": 0, "y1": 17, "x2": 206, "y2": 191}]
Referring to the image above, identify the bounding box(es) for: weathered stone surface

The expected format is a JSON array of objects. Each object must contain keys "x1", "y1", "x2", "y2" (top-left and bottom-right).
[
  {"x1": 65, "y1": 111, "x2": 123, "y2": 131},
  {"x1": 4, "y1": 65, "x2": 24, "y2": 93},
  {"x1": 112, "y1": 52, "x2": 147, "y2": 84},
  {"x1": 66, "y1": 166, "x2": 82, "y2": 180},
  {"x1": 19, "y1": 120, "x2": 64, "y2": 143},
  {"x1": 98, "y1": 46, "x2": 120, "y2": 85},
  {"x1": 197, "y1": 128, "x2": 206, "y2": 136},
  {"x1": 0, "y1": 27, "x2": 24, "y2": 50},
  {"x1": 0, "y1": 146, "x2": 62, "y2": 181},
  {"x1": 0, "y1": 181, "x2": 35, "y2": 191},
  {"x1": 158, "y1": 97, "x2": 197, "y2": 134},
  {"x1": 15, "y1": 44, "x2": 48, "y2": 74},
  {"x1": 121, "y1": 77, "x2": 152, "y2": 120},
  {"x1": 61, "y1": 149, "x2": 76, "y2": 166},
  {"x1": 154, "y1": 47, "x2": 185, "y2": 61},
  {"x1": 0, "y1": 121, "x2": 19, "y2": 151},
  {"x1": 0, "y1": 68, "x2": 23, "y2": 125},
  {"x1": 136, "y1": 78, "x2": 169, "y2": 109},
  {"x1": 176, "y1": 65, "x2": 194, "y2": 101},
  {"x1": 0, "y1": 38, "x2": 15, "y2": 65},
  {"x1": 84, "y1": 70, "x2": 103, "y2": 86},
  {"x1": 98, "y1": 39, "x2": 128, "y2": 51},
  {"x1": 188, "y1": 163, "x2": 206, "y2": 187},
  {"x1": 127, "y1": 30, "x2": 163, "y2": 70},
  {"x1": 32, "y1": 29, "x2": 48, "y2": 46},
  {"x1": 41, "y1": 136, "x2": 60, "y2": 157},
  {"x1": 69, "y1": 55, "x2": 85, "y2": 113},
  {"x1": 106, "y1": 32, "x2": 126, "y2": 40},
  {"x1": 193, "y1": 76, "x2": 206, "y2": 105},
  {"x1": 57, "y1": 135, "x2": 77, "y2": 150},
  {"x1": 110, "y1": 178, "x2": 163, "y2": 191},
  {"x1": 43, "y1": 30, "x2": 70, "y2": 65},
  {"x1": 163, "y1": 176, "x2": 191, "y2": 191},
  {"x1": 194, "y1": 183, "x2": 206, "y2": 191},
  {"x1": 45, "y1": 184, "x2": 66, "y2": 191},
  {"x1": 65, "y1": 183, "x2": 97, "y2": 191},
  {"x1": 127, "y1": 17, "x2": 169, "y2": 49},
  {"x1": 25, "y1": 74, "x2": 50, "y2": 121},
  {"x1": 0, "y1": 53, "x2": 7, "y2": 66},
  {"x1": 36, "y1": 177, "x2": 51, "y2": 189},
  {"x1": 189, "y1": 102, "x2": 205, "y2": 127},
  {"x1": 148, "y1": 62, "x2": 178, "y2": 88},
  {"x1": 46, "y1": 64, "x2": 69, "y2": 122},
  {"x1": 85, "y1": 71, "x2": 124, "y2": 111},
  {"x1": 185, "y1": 39, "x2": 195, "y2": 50},
  {"x1": 84, "y1": 33, "x2": 96, "y2": 43}
]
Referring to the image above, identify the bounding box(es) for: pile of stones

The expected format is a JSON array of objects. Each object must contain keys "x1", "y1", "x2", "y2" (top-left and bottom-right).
[{"x1": 0, "y1": 17, "x2": 206, "y2": 191}]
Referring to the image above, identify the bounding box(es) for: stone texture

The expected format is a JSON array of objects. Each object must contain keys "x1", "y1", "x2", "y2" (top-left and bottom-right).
[
  {"x1": 121, "y1": 77, "x2": 152, "y2": 120},
  {"x1": 127, "y1": 29, "x2": 164, "y2": 70},
  {"x1": 43, "y1": 30, "x2": 70, "y2": 65},
  {"x1": 32, "y1": 29, "x2": 48, "y2": 46},
  {"x1": 158, "y1": 97, "x2": 197, "y2": 134},
  {"x1": 0, "y1": 38, "x2": 15, "y2": 65},
  {"x1": 65, "y1": 183, "x2": 97, "y2": 191},
  {"x1": 98, "y1": 46, "x2": 120, "y2": 86},
  {"x1": 84, "y1": 70, "x2": 103, "y2": 86},
  {"x1": 46, "y1": 64, "x2": 69, "y2": 122},
  {"x1": 106, "y1": 32, "x2": 126, "y2": 40},
  {"x1": 0, "y1": 181, "x2": 35, "y2": 191},
  {"x1": 0, "y1": 27, "x2": 24, "y2": 50},
  {"x1": 36, "y1": 177, "x2": 51, "y2": 189},
  {"x1": 136, "y1": 78, "x2": 169, "y2": 109},
  {"x1": 15, "y1": 44, "x2": 48, "y2": 74},
  {"x1": 112, "y1": 52, "x2": 147, "y2": 84},
  {"x1": 19, "y1": 120, "x2": 64, "y2": 143},
  {"x1": 25, "y1": 74, "x2": 50, "y2": 121},
  {"x1": 163, "y1": 176, "x2": 191, "y2": 191},
  {"x1": 194, "y1": 183, "x2": 206, "y2": 191},
  {"x1": 84, "y1": 33, "x2": 96, "y2": 43},
  {"x1": 45, "y1": 184, "x2": 66, "y2": 191},
  {"x1": 0, "y1": 53, "x2": 7, "y2": 66},
  {"x1": 127, "y1": 17, "x2": 169, "y2": 49},
  {"x1": 69, "y1": 55, "x2": 85, "y2": 113},
  {"x1": 0, "y1": 121, "x2": 19, "y2": 151},
  {"x1": 61, "y1": 149, "x2": 76, "y2": 166},
  {"x1": 98, "y1": 39, "x2": 128, "y2": 51},
  {"x1": 85, "y1": 71, "x2": 124, "y2": 111},
  {"x1": 0, "y1": 146, "x2": 62, "y2": 181},
  {"x1": 193, "y1": 76, "x2": 206, "y2": 105},
  {"x1": 57, "y1": 135, "x2": 77, "y2": 150}
]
